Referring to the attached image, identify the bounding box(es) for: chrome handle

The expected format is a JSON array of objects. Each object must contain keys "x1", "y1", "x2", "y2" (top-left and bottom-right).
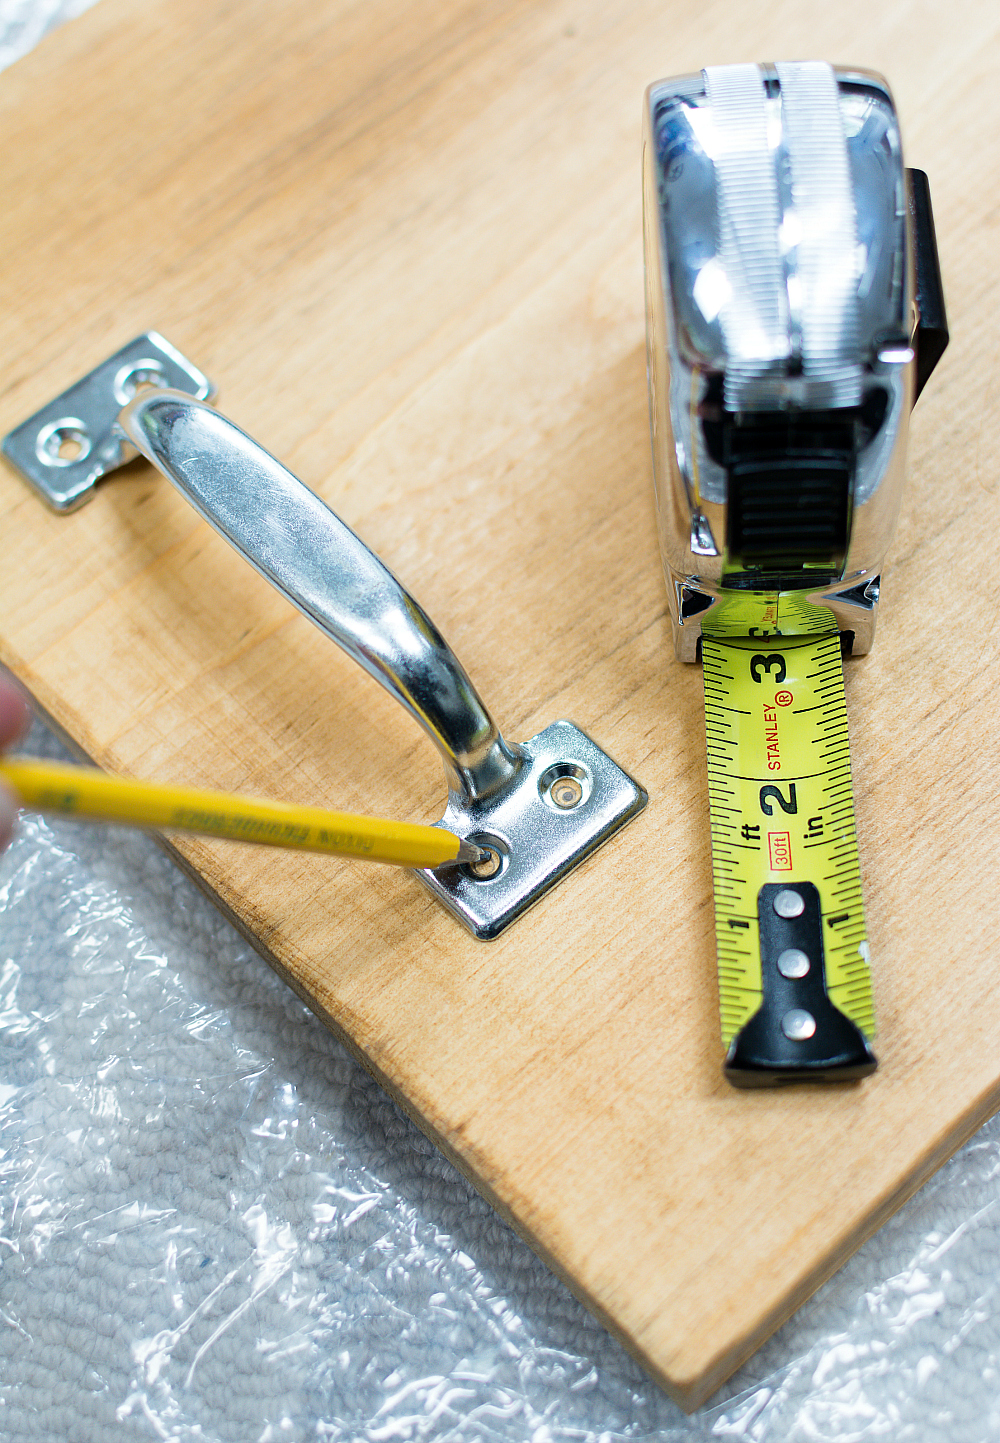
[
  {"x1": 117, "y1": 391, "x2": 521, "y2": 805},
  {"x1": 5, "y1": 337, "x2": 646, "y2": 939}
]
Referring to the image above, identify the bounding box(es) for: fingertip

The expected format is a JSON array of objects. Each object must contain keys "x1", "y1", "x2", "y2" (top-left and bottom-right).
[{"x1": 0, "y1": 677, "x2": 32, "y2": 749}]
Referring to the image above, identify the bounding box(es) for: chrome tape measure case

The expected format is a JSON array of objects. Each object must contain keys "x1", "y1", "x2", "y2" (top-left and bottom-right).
[{"x1": 642, "y1": 62, "x2": 948, "y2": 1085}]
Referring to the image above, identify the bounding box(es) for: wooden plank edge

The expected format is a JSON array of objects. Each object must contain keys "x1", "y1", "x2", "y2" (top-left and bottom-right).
[
  {"x1": 669, "y1": 1080, "x2": 1000, "y2": 1410},
  {"x1": 9, "y1": 661, "x2": 1000, "y2": 1411},
  {"x1": 148, "y1": 832, "x2": 1000, "y2": 1413}
]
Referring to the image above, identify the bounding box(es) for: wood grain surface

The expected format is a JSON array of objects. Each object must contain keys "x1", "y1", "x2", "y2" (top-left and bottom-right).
[{"x1": 1, "y1": 0, "x2": 998, "y2": 1410}]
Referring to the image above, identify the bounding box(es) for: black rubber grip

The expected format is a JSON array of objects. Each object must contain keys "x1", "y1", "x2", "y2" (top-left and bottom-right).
[{"x1": 724, "y1": 882, "x2": 876, "y2": 1087}]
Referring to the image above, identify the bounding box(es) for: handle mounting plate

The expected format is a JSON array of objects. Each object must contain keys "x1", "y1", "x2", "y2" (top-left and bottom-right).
[
  {"x1": 422, "y1": 720, "x2": 647, "y2": 939},
  {"x1": 1, "y1": 333, "x2": 213, "y2": 512}
]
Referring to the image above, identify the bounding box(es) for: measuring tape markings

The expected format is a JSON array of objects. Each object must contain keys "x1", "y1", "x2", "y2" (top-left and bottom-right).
[{"x1": 701, "y1": 611, "x2": 876, "y2": 1080}]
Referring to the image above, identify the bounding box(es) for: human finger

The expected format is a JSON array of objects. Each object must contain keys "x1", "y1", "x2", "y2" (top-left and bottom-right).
[{"x1": 0, "y1": 678, "x2": 31, "y2": 750}]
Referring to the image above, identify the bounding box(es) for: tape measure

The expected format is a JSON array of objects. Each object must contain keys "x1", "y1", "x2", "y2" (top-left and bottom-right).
[{"x1": 701, "y1": 594, "x2": 876, "y2": 1087}]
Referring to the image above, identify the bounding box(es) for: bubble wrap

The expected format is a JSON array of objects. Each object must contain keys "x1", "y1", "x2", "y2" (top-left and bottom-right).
[
  {"x1": 4, "y1": 739, "x2": 1000, "y2": 1443},
  {"x1": 0, "y1": 715, "x2": 992, "y2": 1437},
  {"x1": 5, "y1": 5, "x2": 1000, "y2": 1437},
  {"x1": 5, "y1": 744, "x2": 998, "y2": 1443},
  {"x1": 0, "y1": 0, "x2": 94, "y2": 69}
]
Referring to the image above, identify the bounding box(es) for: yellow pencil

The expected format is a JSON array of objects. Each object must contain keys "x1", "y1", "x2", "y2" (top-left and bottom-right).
[{"x1": 0, "y1": 757, "x2": 485, "y2": 871}]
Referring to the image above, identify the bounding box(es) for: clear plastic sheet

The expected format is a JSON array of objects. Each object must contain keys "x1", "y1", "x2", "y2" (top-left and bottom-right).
[
  {"x1": 5, "y1": 731, "x2": 1000, "y2": 1443},
  {"x1": 5, "y1": 6, "x2": 1000, "y2": 1438},
  {"x1": 0, "y1": 0, "x2": 95, "y2": 70}
]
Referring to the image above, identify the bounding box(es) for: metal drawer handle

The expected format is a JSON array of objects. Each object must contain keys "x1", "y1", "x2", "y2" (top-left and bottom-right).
[
  {"x1": 118, "y1": 391, "x2": 520, "y2": 808},
  {"x1": 3, "y1": 334, "x2": 646, "y2": 938}
]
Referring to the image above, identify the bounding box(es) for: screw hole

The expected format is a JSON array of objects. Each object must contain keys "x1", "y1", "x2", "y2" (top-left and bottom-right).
[
  {"x1": 460, "y1": 832, "x2": 509, "y2": 882},
  {"x1": 538, "y1": 761, "x2": 591, "y2": 812},
  {"x1": 468, "y1": 846, "x2": 503, "y2": 880},
  {"x1": 35, "y1": 419, "x2": 92, "y2": 469},
  {"x1": 550, "y1": 776, "x2": 583, "y2": 809},
  {"x1": 113, "y1": 360, "x2": 169, "y2": 406}
]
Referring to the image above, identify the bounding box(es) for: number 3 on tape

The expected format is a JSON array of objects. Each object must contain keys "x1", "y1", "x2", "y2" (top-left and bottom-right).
[{"x1": 702, "y1": 629, "x2": 877, "y2": 1087}]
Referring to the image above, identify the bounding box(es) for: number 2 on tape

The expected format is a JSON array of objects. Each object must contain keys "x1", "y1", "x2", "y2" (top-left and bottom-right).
[{"x1": 702, "y1": 630, "x2": 877, "y2": 1087}]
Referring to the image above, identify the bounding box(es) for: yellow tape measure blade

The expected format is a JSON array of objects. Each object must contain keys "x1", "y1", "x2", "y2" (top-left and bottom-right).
[{"x1": 702, "y1": 630, "x2": 876, "y2": 1087}]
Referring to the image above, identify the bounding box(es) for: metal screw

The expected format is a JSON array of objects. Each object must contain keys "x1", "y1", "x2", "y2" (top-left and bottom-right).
[
  {"x1": 549, "y1": 776, "x2": 584, "y2": 810},
  {"x1": 773, "y1": 889, "x2": 805, "y2": 919},
  {"x1": 777, "y1": 948, "x2": 810, "y2": 979},
  {"x1": 781, "y1": 1008, "x2": 817, "y2": 1041},
  {"x1": 467, "y1": 846, "x2": 502, "y2": 880}
]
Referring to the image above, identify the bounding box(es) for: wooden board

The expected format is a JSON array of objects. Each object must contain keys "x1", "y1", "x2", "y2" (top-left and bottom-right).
[{"x1": 1, "y1": 0, "x2": 997, "y2": 1411}]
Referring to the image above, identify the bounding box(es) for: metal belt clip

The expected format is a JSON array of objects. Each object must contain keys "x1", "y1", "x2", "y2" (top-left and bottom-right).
[
  {"x1": 642, "y1": 62, "x2": 948, "y2": 660},
  {"x1": 3, "y1": 338, "x2": 646, "y2": 938}
]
